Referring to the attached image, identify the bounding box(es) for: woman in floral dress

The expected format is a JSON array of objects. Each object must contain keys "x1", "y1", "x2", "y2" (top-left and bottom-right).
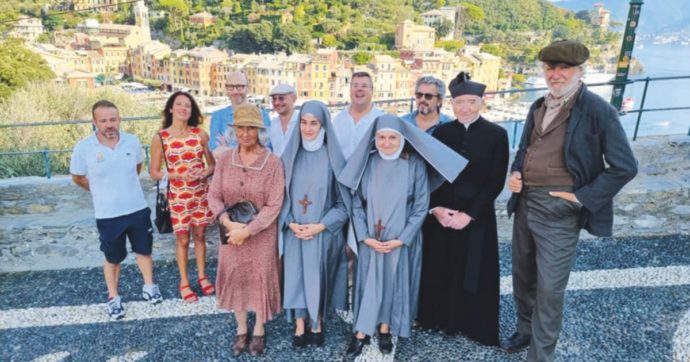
[{"x1": 150, "y1": 91, "x2": 215, "y2": 302}]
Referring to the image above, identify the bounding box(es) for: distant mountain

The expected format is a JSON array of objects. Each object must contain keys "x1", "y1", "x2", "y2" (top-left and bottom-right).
[{"x1": 549, "y1": 0, "x2": 690, "y2": 34}]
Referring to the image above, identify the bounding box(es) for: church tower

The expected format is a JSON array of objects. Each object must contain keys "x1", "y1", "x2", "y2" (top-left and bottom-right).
[{"x1": 133, "y1": 0, "x2": 151, "y2": 42}]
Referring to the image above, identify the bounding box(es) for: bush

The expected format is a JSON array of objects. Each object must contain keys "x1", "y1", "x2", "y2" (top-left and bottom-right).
[{"x1": 0, "y1": 82, "x2": 161, "y2": 178}]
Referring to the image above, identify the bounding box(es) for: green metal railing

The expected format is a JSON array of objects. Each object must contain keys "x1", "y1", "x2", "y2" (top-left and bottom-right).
[{"x1": 1, "y1": 75, "x2": 689, "y2": 178}]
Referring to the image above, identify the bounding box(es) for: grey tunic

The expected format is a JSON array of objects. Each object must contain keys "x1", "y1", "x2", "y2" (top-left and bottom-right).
[
  {"x1": 351, "y1": 152, "x2": 429, "y2": 338},
  {"x1": 279, "y1": 100, "x2": 350, "y2": 330}
]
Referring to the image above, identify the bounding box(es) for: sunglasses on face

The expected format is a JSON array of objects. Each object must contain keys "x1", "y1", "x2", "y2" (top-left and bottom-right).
[
  {"x1": 415, "y1": 92, "x2": 439, "y2": 101},
  {"x1": 225, "y1": 84, "x2": 246, "y2": 90},
  {"x1": 271, "y1": 95, "x2": 287, "y2": 102}
]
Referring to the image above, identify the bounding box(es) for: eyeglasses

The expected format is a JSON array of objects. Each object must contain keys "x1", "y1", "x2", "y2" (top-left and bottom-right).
[
  {"x1": 271, "y1": 95, "x2": 287, "y2": 102},
  {"x1": 415, "y1": 92, "x2": 439, "y2": 101},
  {"x1": 225, "y1": 84, "x2": 246, "y2": 90}
]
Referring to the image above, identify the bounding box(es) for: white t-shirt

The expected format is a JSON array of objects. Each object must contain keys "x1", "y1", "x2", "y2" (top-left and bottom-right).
[
  {"x1": 331, "y1": 105, "x2": 385, "y2": 160},
  {"x1": 269, "y1": 109, "x2": 299, "y2": 157},
  {"x1": 70, "y1": 132, "x2": 148, "y2": 219}
]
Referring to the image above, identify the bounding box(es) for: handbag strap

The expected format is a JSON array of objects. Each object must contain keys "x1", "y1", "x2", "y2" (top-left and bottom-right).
[{"x1": 158, "y1": 132, "x2": 171, "y2": 195}]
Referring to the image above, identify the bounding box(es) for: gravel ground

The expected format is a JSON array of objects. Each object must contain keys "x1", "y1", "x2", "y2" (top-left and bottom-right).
[{"x1": 1, "y1": 234, "x2": 690, "y2": 361}]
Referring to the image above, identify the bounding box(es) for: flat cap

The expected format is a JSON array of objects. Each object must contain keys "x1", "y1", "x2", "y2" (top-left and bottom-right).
[
  {"x1": 233, "y1": 103, "x2": 265, "y2": 128},
  {"x1": 538, "y1": 40, "x2": 590, "y2": 66},
  {"x1": 269, "y1": 83, "x2": 296, "y2": 96}
]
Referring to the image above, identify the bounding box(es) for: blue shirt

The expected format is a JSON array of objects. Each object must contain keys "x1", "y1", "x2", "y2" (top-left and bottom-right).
[
  {"x1": 400, "y1": 110, "x2": 452, "y2": 134},
  {"x1": 208, "y1": 105, "x2": 272, "y2": 150},
  {"x1": 70, "y1": 132, "x2": 148, "y2": 219}
]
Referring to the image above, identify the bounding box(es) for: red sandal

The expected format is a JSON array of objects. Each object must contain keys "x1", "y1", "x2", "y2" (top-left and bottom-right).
[
  {"x1": 197, "y1": 276, "x2": 215, "y2": 296},
  {"x1": 179, "y1": 284, "x2": 198, "y2": 303}
]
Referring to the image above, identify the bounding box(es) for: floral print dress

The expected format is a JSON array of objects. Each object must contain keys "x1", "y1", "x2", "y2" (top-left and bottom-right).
[{"x1": 160, "y1": 127, "x2": 213, "y2": 234}]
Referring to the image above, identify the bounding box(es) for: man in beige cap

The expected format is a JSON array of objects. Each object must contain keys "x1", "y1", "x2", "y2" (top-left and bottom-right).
[
  {"x1": 268, "y1": 83, "x2": 298, "y2": 156},
  {"x1": 502, "y1": 40, "x2": 637, "y2": 361}
]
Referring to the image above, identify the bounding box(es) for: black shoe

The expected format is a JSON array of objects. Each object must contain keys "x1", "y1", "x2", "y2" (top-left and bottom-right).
[
  {"x1": 346, "y1": 335, "x2": 370, "y2": 357},
  {"x1": 292, "y1": 332, "x2": 307, "y2": 348},
  {"x1": 501, "y1": 332, "x2": 531, "y2": 353},
  {"x1": 308, "y1": 331, "x2": 324, "y2": 347},
  {"x1": 378, "y1": 332, "x2": 393, "y2": 354}
]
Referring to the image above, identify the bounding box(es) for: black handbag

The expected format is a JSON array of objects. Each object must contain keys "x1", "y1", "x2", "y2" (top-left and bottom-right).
[
  {"x1": 155, "y1": 181, "x2": 173, "y2": 234},
  {"x1": 219, "y1": 200, "x2": 258, "y2": 245},
  {"x1": 154, "y1": 132, "x2": 173, "y2": 234}
]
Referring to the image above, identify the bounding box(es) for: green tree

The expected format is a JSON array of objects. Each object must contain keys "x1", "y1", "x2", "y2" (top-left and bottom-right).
[
  {"x1": 319, "y1": 19, "x2": 341, "y2": 34},
  {"x1": 159, "y1": 0, "x2": 190, "y2": 43},
  {"x1": 353, "y1": 52, "x2": 373, "y2": 65},
  {"x1": 294, "y1": 4, "x2": 306, "y2": 22},
  {"x1": 435, "y1": 39, "x2": 465, "y2": 52},
  {"x1": 480, "y1": 43, "x2": 506, "y2": 58},
  {"x1": 226, "y1": 21, "x2": 274, "y2": 53},
  {"x1": 431, "y1": 18, "x2": 454, "y2": 38},
  {"x1": 42, "y1": 14, "x2": 65, "y2": 32},
  {"x1": 322, "y1": 34, "x2": 337, "y2": 47},
  {"x1": 0, "y1": 39, "x2": 54, "y2": 100},
  {"x1": 274, "y1": 23, "x2": 311, "y2": 55}
]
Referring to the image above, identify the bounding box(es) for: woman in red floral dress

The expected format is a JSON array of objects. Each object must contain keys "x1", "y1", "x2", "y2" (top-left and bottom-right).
[{"x1": 150, "y1": 91, "x2": 215, "y2": 302}]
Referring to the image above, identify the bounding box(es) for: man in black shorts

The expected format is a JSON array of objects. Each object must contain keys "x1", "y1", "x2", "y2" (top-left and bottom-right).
[{"x1": 71, "y1": 100, "x2": 163, "y2": 320}]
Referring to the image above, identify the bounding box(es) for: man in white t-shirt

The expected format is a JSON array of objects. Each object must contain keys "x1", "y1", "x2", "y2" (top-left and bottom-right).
[
  {"x1": 268, "y1": 83, "x2": 299, "y2": 156},
  {"x1": 332, "y1": 71, "x2": 385, "y2": 160},
  {"x1": 70, "y1": 100, "x2": 162, "y2": 320}
]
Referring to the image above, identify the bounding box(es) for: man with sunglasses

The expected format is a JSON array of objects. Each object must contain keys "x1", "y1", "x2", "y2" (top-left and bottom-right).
[
  {"x1": 267, "y1": 83, "x2": 299, "y2": 156},
  {"x1": 401, "y1": 76, "x2": 452, "y2": 134},
  {"x1": 209, "y1": 71, "x2": 271, "y2": 154}
]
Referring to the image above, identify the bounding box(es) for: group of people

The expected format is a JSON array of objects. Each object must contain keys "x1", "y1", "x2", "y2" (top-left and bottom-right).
[{"x1": 70, "y1": 40, "x2": 637, "y2": 361}]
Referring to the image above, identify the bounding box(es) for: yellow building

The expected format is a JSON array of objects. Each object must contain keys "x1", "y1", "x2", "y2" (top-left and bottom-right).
[
  {"x1": 130, "y1": 40, "x2": 171, "y2": 82},
  {"x1": 395, "y1": 20, "x2": 435, "y2": 51},
  {"x1": 459, "y1": 47, "x2": 501, "y2": 92},
  {"x1": 164, "y1": 47, "x2": 228, "y2": 96},
  {"x1": 309, "y1": 48, "x2": 338, "y2": 100}
]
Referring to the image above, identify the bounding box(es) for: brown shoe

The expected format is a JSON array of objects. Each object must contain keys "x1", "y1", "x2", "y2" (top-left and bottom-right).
[
  {"x1": 232, "y1": 334, "x2": 248, "y2": 356},
  {"x1": 249, "y1": 334, "x2": 265, "y2": 355}
]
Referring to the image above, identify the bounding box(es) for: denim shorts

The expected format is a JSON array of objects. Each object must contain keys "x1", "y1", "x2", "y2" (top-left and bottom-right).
[{"x1": 96, "y1": 207, "x2": 153, "y2": 264}]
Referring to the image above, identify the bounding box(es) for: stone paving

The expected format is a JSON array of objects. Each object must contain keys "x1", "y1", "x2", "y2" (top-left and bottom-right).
[{"x1": 1, "y1": 235, "x2": 690, "y2": 361}]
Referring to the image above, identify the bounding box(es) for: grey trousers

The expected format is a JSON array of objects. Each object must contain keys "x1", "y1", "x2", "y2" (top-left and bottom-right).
[{"x1": 512, "y1": 186, "x2": 582, "y2": 362}]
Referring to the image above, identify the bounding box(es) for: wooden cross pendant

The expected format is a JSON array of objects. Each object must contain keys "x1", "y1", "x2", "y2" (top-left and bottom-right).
[
  {"x1": 374, "y1": 218, "x2": 385, "y2": 240},
  {"x1": 299, "y1": 194, "x2": 312, "y2": 214}
]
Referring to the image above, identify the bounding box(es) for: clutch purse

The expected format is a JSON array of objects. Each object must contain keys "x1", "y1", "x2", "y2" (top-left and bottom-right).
[{"x1": 219, "y1": 200, "x2": 258, "y2": 245}]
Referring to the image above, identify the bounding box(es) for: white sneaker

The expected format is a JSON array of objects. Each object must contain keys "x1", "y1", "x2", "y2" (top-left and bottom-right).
[
  {"x1": 107, "y1": 296, "x2": 125, "y2": 320},
  {"x1": 142, "y1": 284, "x2": 163, "y2": 305}
]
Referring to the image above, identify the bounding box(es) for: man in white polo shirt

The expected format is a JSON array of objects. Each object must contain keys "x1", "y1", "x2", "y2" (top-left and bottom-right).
[
  {"x1": 268, "y1": 83, "x2": 299, "y2": 156},
  {"x1": 70, "y1": 100, "x2": 162, "y2": 320}
]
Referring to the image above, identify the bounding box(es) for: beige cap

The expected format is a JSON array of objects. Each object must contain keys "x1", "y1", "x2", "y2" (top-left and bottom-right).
[{"x1": 233, "y1": 104, "x2": 265, "y2": 128}]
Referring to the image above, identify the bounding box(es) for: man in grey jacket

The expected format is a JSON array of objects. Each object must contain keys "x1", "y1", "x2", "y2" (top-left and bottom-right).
[{"x1": 502, "y1": 40, "x2": 638, "y2": 361}]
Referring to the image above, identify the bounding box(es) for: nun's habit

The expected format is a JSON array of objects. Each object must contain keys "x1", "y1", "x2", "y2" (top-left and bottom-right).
[
  {"x1": 338, "y1": 114, "x2": 467, "y2": 338},
  {"x1": 279, "y1": 100, "x2": 350, "y2": 330}
]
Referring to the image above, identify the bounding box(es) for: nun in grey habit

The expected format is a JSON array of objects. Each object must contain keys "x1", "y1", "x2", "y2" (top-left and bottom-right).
[
  {"x1": 338, "y1": 114, "x2": 467, "y2": 357},
  {"x1": 278, "y1": 100, "x2": 350, "y2": 348}
]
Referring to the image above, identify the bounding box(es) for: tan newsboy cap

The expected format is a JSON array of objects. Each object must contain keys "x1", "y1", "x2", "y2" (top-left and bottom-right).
[
  {"x1": 233, "y1": 103, "x2": 264, "y2": 128},
  {"x1": 538, "y1": 40, "x2": 590, "y2": 66}
]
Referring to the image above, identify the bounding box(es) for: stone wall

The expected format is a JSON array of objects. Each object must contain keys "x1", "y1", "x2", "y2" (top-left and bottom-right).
[{"x1": 1, "y1": 134, "x2": 688, "y2": 273}]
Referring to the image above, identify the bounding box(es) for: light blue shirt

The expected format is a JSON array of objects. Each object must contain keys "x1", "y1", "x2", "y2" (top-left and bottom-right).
[
  {"x1": 400, "y1": 110, "x2": 452, "y2": 134},
  {"x1": 269, "y1": 109, "x2": 299, "y2": 157},
  {"x1": 70, "y1": 132, "x2": 148, "y2": 219},
  {"x1": 331, "y1": 105, "x2": 385, "y2": 160},
  {"x1": 208, "y1": 104, "x2": 271, "y2": 150}
]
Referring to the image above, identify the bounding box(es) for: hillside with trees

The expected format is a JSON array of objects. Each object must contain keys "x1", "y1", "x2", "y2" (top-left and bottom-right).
[{"x1": 2, "y1": 0, "x2": 619, "y2": 65}]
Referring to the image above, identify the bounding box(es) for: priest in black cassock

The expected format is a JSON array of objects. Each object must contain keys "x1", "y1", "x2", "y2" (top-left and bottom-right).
[{"x1": 417, "y1": 72, "x2": 509, "y2": 346}]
